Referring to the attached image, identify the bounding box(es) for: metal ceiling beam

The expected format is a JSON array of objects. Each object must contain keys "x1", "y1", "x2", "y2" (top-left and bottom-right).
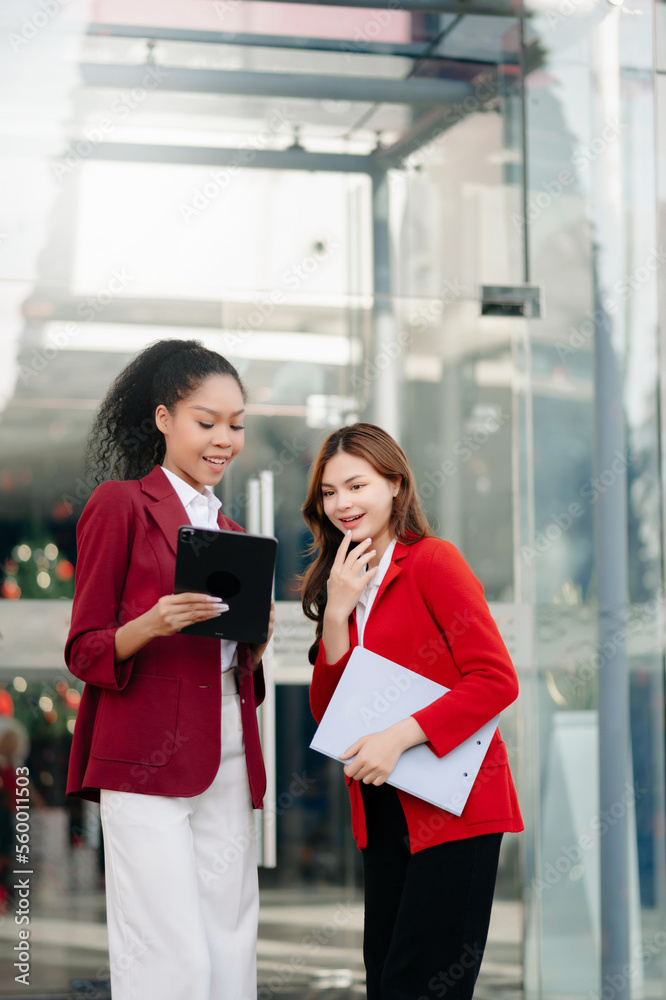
[
  {"x1": 80, "y1": 141, "x2": 381, "y2": 174},
  {"x1": 248, "y1": 0, "x2": 518, "y2": 16},
  {"x1": 79, "y1": 63, "x2": 475, "y2": 107},
  {"x1": 85, "y1": 24, "x2": 519, "y2": 66},
  {"x1": 85, "y1": 22, "x2": 458, "y2": 60}
]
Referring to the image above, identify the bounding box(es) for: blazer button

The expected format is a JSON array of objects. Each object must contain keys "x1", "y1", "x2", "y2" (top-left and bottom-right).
[{"x1": 241, "y1": 699, "x2": 245, "y2": 704}]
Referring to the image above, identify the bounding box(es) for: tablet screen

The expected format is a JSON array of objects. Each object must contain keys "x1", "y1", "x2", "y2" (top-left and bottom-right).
[{"x1": 174, "y1": 526, "x2": 277, "y2": 644}]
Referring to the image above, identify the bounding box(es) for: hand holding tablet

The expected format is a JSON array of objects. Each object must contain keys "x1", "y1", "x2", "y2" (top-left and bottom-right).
[{"x1": 174, "y1": 526, "x2": 278, "y2": 644}]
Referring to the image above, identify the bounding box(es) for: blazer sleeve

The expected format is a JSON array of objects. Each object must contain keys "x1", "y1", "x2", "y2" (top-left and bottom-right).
[
  {"x1": 309, "y1": 637, "x2": 353, "y2": 724},
  {"x1": 412, "y1": 541, "x2": 519, "y2": 758},
  {"x1": 65, "y1": 482, "x2": 137, "y2": 691}
]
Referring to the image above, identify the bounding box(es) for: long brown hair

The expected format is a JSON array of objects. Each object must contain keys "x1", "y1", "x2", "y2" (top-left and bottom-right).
[{"x1": 301, "y1": 423, "x2": 431, "y2": 662}]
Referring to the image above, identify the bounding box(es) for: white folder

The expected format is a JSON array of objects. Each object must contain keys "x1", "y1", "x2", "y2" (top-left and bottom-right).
[{"x1": 310, "y1": 646, "x2": 500, "y2": 816}]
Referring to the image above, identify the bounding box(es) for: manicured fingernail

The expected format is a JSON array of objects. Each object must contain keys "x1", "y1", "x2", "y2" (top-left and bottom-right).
[{"x1": 346, "y1": 529, "x2": 351, "y2": 536}]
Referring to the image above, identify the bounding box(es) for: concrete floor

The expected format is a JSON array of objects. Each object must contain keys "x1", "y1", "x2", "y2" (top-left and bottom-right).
[{"x1": 0, "y1": 889, "x2": 522, "y2": 998}]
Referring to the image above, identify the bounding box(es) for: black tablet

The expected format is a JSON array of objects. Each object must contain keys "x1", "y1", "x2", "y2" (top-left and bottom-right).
[{"x1": 174, "y1": 526, "x2": 277, "y2": 644}]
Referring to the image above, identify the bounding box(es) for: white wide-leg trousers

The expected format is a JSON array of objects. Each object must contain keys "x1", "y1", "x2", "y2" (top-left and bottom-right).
[{"x1": 100, "y1": 671, "x2": 258, "y2": 1000}]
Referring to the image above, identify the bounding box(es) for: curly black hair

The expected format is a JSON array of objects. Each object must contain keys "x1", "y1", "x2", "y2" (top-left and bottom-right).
[{"x1": 85, "y1": 339, "x2": 247, "y2": 483}]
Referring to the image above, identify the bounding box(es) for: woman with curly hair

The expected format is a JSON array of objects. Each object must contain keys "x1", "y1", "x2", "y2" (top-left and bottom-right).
[
  {"x1": 302, "y1": 423, "x2": 523, "y2": 1000},
  {"x1": 65, "y1": 339, "x2": 272, "y2": 1000}
]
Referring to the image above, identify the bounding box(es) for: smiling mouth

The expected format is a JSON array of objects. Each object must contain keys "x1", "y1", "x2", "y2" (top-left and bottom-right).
[
  {"x1": 204, "y1": 456, "x2": 227, "y2": 468},
  {"x1": 340, "y1": 513, "x2": 364, "y2": 524}
]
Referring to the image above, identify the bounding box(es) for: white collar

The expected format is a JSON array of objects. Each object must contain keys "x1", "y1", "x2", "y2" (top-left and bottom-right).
[
  {"x1": 359, "y1": 538, "x2": 397, "y2": 602},
  {"x1": 161, "y1": 466, "x2": 222, "y2": 513}
]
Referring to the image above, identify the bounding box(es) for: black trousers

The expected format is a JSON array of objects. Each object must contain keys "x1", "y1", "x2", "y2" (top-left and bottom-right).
[{"x1": 360, "y1": 782, "x2": 502, "y2": 1000}]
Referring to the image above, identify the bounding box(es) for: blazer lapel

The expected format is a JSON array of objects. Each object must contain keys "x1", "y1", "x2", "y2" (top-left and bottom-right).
[
  {"x1": 217, "y1": 509, "x2": 243, "y2": 533},
  {"x1": 372, "y1": 541, "x2": 409, "y2": 607},
  {"x1": 141, "y1": 465, "x2": 189, "y2": 556}
]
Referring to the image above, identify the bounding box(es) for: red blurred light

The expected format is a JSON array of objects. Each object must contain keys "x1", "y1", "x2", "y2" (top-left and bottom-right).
[
  {"x1": 65, "y1": 690, "x2": 81, "y2": 708},
  {"x1": 53, "y1": 502, "x2": 74, "y2": 521},
  {"x1": 55, "y1": 560, "x2": 74, "y2": 581},
  {"x1": 0, "y1": 690, "x2": 14, "y2": 716},
  {"x1": 1, "y1": 581, "x2": 21, "y2": 600}
]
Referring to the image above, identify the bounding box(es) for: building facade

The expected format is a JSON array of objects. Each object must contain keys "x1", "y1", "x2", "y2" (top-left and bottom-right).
[{"x1": 0, "y1": 0, "x2": 665, "y2": 996}]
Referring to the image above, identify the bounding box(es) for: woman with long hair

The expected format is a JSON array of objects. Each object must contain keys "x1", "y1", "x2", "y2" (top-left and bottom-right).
[
  {"x1": 66, "y1": 339, "x2": 272, "y2": 1000},
  {"x1": 302, "y1": 422, "x2": 523, "y2": 1000}
]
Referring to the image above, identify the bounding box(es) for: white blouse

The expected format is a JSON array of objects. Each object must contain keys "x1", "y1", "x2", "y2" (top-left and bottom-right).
[{"x1": 355, "y1": 538, "x2": 397, "y2": 648}]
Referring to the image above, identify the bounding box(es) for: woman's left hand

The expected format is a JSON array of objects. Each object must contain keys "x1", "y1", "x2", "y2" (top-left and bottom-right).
[
  {"x1": 250, "y1": 600, "x2": 275, "y2": 669},
  {"x1": 339, "y1": 716, "x2": 428, "y2": 784},
  {"x1": 340, "y1": 730, "x2": 404, "y2": 784}
]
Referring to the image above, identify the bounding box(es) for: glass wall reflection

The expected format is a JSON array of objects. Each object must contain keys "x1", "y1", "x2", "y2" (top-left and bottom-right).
[
  {"x1": 522, "y1": 2, "x2": 666, "y2": 996},
  {"x1": 0, "y1": 0, "x2": 664, "y2": 997}
]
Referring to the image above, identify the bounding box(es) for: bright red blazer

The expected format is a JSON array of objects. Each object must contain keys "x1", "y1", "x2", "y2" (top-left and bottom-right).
[
  {"x1": 65, "y1": 465, "x2": 266, "y2": 808},
  {"x1": 310, "y1": 536, "x2": 523, "y2": 853}
]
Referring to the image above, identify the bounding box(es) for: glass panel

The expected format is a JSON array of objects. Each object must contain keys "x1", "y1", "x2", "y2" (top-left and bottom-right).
[
  {"x1": 389, "y1": 17, "x2": 524, "y2": 598},
  {"x1": 522, "y1": 1, "x2": 666, "y2": 996},
  {"x1": 655, "y1": 0, "x2": 666, "y2": 70}
]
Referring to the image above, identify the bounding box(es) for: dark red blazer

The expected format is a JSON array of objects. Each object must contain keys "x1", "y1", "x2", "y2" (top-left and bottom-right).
[
  {"x1": 310, "y1": 537, "x2": 523, "y2": 852},
  {"x1": 65, "y1": 465, "x2": 266, "y2": 808}
]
